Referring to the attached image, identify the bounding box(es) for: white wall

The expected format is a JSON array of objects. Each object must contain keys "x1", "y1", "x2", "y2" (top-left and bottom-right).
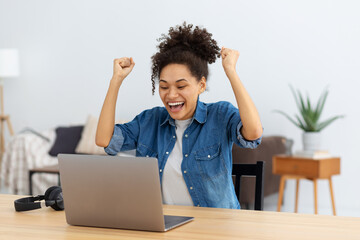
[{"x1": 1, "y1": 0, "x2": 359, "y2": 216}]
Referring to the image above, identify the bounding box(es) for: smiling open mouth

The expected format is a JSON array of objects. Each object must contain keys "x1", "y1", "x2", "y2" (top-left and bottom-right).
[{"x1": 168, "y1": 102, "x2": 184, "y2": 112}]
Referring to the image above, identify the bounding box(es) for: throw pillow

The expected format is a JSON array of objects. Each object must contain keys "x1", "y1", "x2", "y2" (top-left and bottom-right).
[
  {"x1": 75, "y1": 115, "x2": 105, "y2": 155},
  {"x1": 48, "y1": 126, "x2": 84, "y2": 157},
  {"x1": 75, "y1": 115, "x2": 128, "y2": 155}
]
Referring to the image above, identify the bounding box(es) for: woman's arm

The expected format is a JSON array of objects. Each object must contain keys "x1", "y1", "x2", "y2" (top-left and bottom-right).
[
  {"x1": 95, "y1": 57, "x2": 135, "y2": 147},
  {"x1": 220, "y1": 47, "x2": 263, "y2": 140}
]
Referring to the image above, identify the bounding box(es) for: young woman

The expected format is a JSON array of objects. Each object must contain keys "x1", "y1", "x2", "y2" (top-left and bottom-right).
[{"x1": 96, "y1": 23, "x2": 263, "y2": 209}]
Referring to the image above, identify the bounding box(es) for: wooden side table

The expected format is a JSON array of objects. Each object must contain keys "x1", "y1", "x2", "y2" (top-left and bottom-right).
[{"x1": 272, "y1": 155, "x2": 340, "y2": 215}]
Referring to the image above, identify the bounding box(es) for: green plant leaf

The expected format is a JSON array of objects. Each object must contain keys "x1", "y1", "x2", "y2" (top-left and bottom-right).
[
  {"x1": 303, "y1": 114, "x2": 317, "y2": 131},
  {"x1": 294, "y1": 115, "x2": 307, "y2": 131},
  {"x1": 275, "y1": 86, "x2": 344, "y2": 132},
  {"x1": 314, "y1": 88, "x2": 329, "y2": 123},
  {"x1": 273, "y1": 110, "x2": 304, "y2": 130},
  {"x1": 297, "y1": 89, "x2": 307, "y2": 116},
  {"x1": 306, "y1": 94, "x2": 312, "y2": 114},
  {"x1": 317, "y1": 115, "x2": 345, "y2": 131},
  {"x1": 308, "y1": 94, "x2": 319, "y2": 123}
]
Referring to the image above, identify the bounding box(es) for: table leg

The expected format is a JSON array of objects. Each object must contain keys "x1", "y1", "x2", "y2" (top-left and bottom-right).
[
  {"x1": 295, "y1": 179, "x2": 300, "y2": 213},
  {"x1": 313, "y1": 179, "x2": 318, "y2": 214},
  {"x1": 277, "y1": 175, "x2": 286, "y2": 212},
  {"x1": 328, "y1": 177, "x2": 336, "y2": 216},
  {"x1": 29, "y1": 171, "x2": 34, "y2": 195}
]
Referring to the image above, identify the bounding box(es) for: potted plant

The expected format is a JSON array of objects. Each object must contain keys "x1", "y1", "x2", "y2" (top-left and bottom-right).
[{"x1": 274, "y1": 86, "x2": 344, "y2": 151}]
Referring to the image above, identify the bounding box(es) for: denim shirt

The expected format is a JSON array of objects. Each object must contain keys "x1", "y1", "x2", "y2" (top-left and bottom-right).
[{"x1": 105, "y1": 100, "x2": 262, "y2": 209}]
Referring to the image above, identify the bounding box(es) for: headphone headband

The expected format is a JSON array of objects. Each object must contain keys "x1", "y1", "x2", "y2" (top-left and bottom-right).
[{"x1": 14, "y1": 195, "x2": 45, "y2": 211}]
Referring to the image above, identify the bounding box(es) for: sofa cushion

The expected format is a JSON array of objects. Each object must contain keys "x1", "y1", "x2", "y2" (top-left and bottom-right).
[
  {"x1": 75, "y1": 115, "x2": 106, "y2": 155},
  {"x1": 48, "y1": 126, "x2": 84, "y2": 156}
]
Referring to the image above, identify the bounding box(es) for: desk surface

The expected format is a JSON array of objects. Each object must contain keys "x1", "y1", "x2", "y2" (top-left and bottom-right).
[{"x1": 1, "y1": 194, "x2": 360, "y2": 240}]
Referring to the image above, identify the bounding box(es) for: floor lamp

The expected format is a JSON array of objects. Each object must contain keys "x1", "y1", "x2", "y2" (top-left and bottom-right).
[{"x1": 0, "y1": 49, "x2": 18, "y2": 156}]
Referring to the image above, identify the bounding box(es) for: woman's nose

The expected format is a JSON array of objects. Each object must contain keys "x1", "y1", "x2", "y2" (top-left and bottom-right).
[{"x1": 168, "y1": 87, "x2": 178, "y2": 98}]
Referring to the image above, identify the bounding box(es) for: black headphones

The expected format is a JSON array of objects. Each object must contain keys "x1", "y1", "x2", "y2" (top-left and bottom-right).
[{"x1": 14, "y1": 186, "x2": 64, "y2": 212}]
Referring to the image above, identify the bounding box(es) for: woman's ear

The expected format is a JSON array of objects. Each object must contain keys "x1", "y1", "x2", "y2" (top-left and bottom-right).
[{"x1": 199, "y1": 77, "x2": 207, "y2": 94}]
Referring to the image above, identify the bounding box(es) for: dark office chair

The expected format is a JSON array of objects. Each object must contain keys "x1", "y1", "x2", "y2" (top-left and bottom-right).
[{"x1": 232, "y1": 161, "x2": 265, "y2": 211}]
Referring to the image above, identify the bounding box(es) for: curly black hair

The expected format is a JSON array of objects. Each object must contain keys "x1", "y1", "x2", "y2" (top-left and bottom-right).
[{"x1": 151, "y1": 22, "x2": 221, "y2": 95}]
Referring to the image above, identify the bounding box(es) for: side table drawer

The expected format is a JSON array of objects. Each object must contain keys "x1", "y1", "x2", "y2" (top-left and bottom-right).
[
  {"x1": 273, "y1": 156, "x2": 340, "y2": 178},
  {"x1": 273, "y1": 158, "x2": 319, "y2": 177}
]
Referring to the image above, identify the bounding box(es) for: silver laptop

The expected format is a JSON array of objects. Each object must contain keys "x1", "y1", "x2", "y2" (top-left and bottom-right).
[{"x1": 58, "y1": 154, "x2": 194, "y2": 232}]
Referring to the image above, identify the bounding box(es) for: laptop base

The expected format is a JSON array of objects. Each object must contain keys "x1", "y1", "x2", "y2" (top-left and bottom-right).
[{"x1": 164, "y1": 215, "x2": 194, "y2": 231}]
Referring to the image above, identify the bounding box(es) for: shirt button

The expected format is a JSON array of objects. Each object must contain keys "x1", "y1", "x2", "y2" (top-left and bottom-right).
[
  {"x1": 146, "y1": 155, "x2": 149, "y2": 157},
  {"x1": 185, "y1": 154, "x2": 188, "y2": 157},
  {"x1": 197, "y1": 204, "x2": 200, "y2": 207},
  {"x1": 208, "y1": 155, "x2": 211, "y2": 158},
  {"x1": 166, "y1": 152, "x2": 169, "y2": 155},
  {"x1": 185, "y1": 134, "x2": 188, "y2": 138},
  {"x1": 159, "y1": 169, "x2": 162, "y2": 172},
  {"x1": 173, "y1": 136, "x2": 175, "y2": 138},
  {"x1": 183, "y1": 170, "x2": 187, "y2": 174},
  {"x1": 190, "y1": 187, "x2": 193, "y2": 190}
]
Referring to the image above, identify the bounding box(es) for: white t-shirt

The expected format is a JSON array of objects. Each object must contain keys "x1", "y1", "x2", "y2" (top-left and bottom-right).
[{"x1": 161, "y1": 118, "x2": 193, "y2": 206}]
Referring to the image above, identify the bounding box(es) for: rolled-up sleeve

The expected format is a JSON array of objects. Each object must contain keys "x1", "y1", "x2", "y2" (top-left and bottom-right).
[
  {"x1": 104, "y1": 113, "x2": 141, "y2": 155},
  {"x1": 235, "y1": 121, "x2": 262, "y2": 149},
  {"x1": 224, "y1": 102, "x2": 262, "y2": 149},
  {"x1": 104, "y1": 125, "x2": 125, "y2": 155}
]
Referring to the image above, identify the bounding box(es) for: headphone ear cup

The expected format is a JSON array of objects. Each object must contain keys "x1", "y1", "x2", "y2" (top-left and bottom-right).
[
  {"x1": 45, "y1": 186, "x2": 64, "y2": 211},
  {"x1": 44, "y1": 186, "x2": 59, "y2": 200}
]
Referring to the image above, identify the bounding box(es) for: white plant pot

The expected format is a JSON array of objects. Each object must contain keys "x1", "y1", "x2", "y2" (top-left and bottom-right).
[{"x1": 302, "y1": 132, "x2": 321, "y2": 151}]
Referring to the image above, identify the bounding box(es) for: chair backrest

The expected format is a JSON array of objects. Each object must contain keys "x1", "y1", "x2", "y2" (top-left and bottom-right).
[{"x1": 232, "y1": 161, "x2": 265, "y2": 210}]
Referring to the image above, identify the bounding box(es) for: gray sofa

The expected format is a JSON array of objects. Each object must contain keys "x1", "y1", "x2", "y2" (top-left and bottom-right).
[{"x1": 232, "y1": 136, "x2": 288, "y2": 209}]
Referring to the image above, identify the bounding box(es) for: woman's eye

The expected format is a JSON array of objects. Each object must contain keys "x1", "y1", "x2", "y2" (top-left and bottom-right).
[
  {"x1": 160, "y1": 86, "x2": 168, "y2": 90},
  {"x1": 178, "y1": 86, "x2": 186, "y2": 89}
]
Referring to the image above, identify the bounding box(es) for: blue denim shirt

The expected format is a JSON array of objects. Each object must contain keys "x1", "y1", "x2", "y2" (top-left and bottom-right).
[{"x1": 105, "y1": 100, "x2": 262, "y2": 209}]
